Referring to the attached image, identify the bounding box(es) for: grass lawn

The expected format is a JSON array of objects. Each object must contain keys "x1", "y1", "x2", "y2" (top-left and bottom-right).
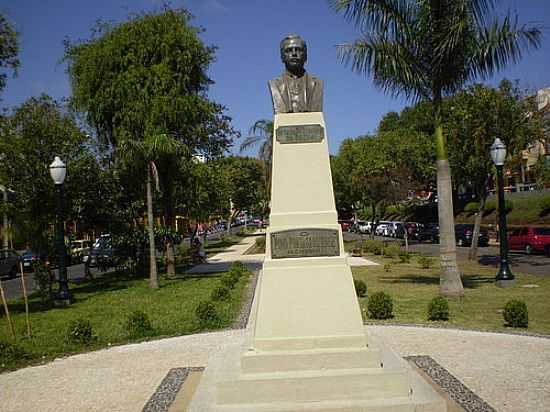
[
  {"x1": 353, "y1": 253, "x2": 550, "y2": 335},
  {"x1": 1, "y1": 263, "x2": 252, "y2": 372}
]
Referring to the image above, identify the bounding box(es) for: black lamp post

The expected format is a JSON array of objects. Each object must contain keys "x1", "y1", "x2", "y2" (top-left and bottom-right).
[
  {"x1": 50, "y1": 156, "x2": 71, "y2": 306},
  {"x1": 490, "y1": 138, "x2": 515, "y2": 287}
]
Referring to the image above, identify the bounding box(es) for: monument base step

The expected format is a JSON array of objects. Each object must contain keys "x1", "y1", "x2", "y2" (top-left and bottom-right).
[{"x1": 241, "y1": 346, "x2": 382, "y2": 374}]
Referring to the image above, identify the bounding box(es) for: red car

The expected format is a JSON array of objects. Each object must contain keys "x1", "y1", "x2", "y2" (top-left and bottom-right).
[
  {"x1": 338, "y1": 220, "x2": 353, "y2": 232},
  {"x1": 508, "y1": 226, "x2": 550, "y2": 256}
]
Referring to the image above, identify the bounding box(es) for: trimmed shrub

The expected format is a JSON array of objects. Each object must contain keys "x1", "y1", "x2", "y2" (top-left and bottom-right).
[
  {"x1": 383, "y1": 242, "x2": 401, "y2": 258},
  {"x1": 354, "y1": 279, "x2": 367, "y2": 297},
  {"x1": 221, "y1": 271, "x2": 239, "y2": 289},
  {"x1": 0, "y1": 340, "x2": 28, "y2": 366},
  {"x1": 427, "y1": 296, "x2": 450, "y2": 321},
  {"x1": 254, "y1": 236, "x2": 266, "y2": 250},
  {"x1": 503, "y1": 300, "x2": 528, "y2": 328},
  {"x1": 417, "y1": 255, "x2": 434, "y2": 269},
  {"x1": 383, "y1": 263, "x2": 392, "y2": 272},
  {"x1": 362, "y1": 239, "x2": 383, "y2": 255},
  {"x1": 351, "y1": 247, "x2": 362, "y2": 257},
  {"x1": 485, "y1": 199, "x2": 513, "y2": 215},
  {"x1": 367, "y1": 291, "x2": 393, "y2": 320},
  {"x1": 195, "y1": 300, "x2": 221, "y2": 328},
  {"x1": 176, "y1": 243, "x2": 191, "y2": 266},
  {"x1": 124, "y1": 310, "x2": 154, "y2": 338},
  {"x1": 398, "y1": 251, "x2": 411, "y2": 263},
  {"x1": 211, "y1": 285, "x2": 231, "y2": 301},
  {"x1": 540, "y1": 196, "x2": 550, "y2": 216},
  {"x1": 464, "y1": 202, "x2": 480, "y2": 215},
  {"x1": 231, "y1": 260, "x2": 247, "y2": 274},
  {"x1": 64, "y1": 319, "x2": 94, "y2": 345}
]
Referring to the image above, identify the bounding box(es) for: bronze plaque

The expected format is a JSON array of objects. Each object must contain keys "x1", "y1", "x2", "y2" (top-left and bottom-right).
[
  {"x1": 276, "y1": 124, "x2": 324, "y2": 144},
  {"x1": 271, "y1": 228, "x2": 340, "y2": 259}
]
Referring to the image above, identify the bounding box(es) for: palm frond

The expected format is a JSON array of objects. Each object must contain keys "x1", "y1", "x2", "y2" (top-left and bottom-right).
[
  {"x1": 472, "y1": 14, "x2": 542, "y2": 80},
  {"x1": 239, "y1": 135, "x2": 264, "y2": 152},
  {"x1": 336, "y1": 37, "x2": 430, "y2": 101}
]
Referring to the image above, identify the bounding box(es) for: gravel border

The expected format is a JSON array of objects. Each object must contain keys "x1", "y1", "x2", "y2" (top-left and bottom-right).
[
  {"x1": 406, "y1": 356, "x2": 496, "y2": 412},
  {"x1": 231, "y1": 264, "x2": 260, "y2": 329},
  {"x1": 142, "y1": 367, "x2": 204, "y2": 412}
]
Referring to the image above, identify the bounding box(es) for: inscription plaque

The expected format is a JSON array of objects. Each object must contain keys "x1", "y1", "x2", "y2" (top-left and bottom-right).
[
  {"x1": 276, "y1": 124, "x2": 324, "y2": 144},
  {"x1": 271, "y1": 228, "x2": 339, "y2": 259}
]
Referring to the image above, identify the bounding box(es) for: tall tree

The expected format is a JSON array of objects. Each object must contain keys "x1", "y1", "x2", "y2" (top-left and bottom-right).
[
  {"x1": 0, "y1": 13, "x2": 19, "y2": 96},
  {"x1": 331, "y1": 0, "x2": 542, "y2": 296},
  {"x1": 64, "y1": 7, "x2": 237, "y2": 280},
  {"x1": 240, "y1": 119, "x2": 274, "y2": 213},
  {"x1": 446, "y1": 80, "x2": 545, "y2": 259},
  {"x1": 0, "y1": 95, "x2": 88, "y2": 251}
]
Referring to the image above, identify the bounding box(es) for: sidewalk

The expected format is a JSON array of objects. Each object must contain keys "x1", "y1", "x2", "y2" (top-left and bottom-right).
[{"x1": 1, "y1": 235, "x2": 549, "y2": 412}]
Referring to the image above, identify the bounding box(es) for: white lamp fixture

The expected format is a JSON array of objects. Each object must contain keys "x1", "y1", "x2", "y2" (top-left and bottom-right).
[
  {"x1": 49, "y1": 156, "x2": 67, "y2": 185},
  {"x1": 490, "y1": 138, "x2": 507, "y2": 166}
]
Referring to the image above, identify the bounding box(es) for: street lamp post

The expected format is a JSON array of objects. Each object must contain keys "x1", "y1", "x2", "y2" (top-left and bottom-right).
[
  {"x1": 490, "y1": 138, "x2": 515, "y2": 287},
  {"x1": 49, "y1": 156, "x2": 71, "y2": 306}
]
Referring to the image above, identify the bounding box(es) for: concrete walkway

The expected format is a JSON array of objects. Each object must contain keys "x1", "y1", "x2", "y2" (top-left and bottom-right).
[{"x1": 1, "y1": 235, "x2": 549, "y2": 412}]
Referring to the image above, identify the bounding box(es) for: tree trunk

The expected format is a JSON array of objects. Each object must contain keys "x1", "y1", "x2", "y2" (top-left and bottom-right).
[
  {"x1": 468, "y1": 192, "x2": 487, "y2": 261},
  {"x1": 163, "y1": 188, "x2": 176, "y2": 278},
  {"x1": 435, "y1": 123, "x2": 464, "y2": 297},
  {"x1": 146, "y1": 164, "x2": 159, "y2": 289}
]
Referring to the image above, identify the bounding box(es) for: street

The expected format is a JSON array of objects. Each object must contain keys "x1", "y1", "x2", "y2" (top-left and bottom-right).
[{"x1": 343, "y1": 232, "x2": 550, "y2": 277}]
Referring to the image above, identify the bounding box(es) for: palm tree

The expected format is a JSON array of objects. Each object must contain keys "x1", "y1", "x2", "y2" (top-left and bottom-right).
[
  {"x1": 330, "y1": 0, "x2": 542, "y2": 296},
  {"x1": 117, "y1": 133, "x2": 182, "y2": 289},
  {"x1": 240, "y1": 119, "x2": 274, "y2": 213}
]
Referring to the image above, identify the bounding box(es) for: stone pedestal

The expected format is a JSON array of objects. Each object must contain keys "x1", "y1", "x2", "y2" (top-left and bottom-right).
[{"x1": 189, "y1": 113, "x2": 446, "y2": 411}]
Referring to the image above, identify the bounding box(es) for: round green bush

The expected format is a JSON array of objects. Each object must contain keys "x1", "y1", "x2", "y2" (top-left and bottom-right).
[
  {"x1": 398, "y1": 251, "x2": 411, "y2": 263},
  {"x1": 367, "y1": 291, "x2": 393, "y2": 320},
  {"x1": 539, "y1": 196, "x2": 550, "y2": 215},
  {"x1": 354, "y1": 279, "x2": 367, "y2": 297},
  {"x1": 211, "y1": 285, "x2": 231, "y2": 301},
  {"x1": 221, "y1": 272, "x2": 239, "y2": 289},
  {"x1": 464, "y1": 202, "x2": 480, "y2": 214},
  {"x1": 64, "y1": 318, "x2": 94, "y2": 345},
  {"x1": 124, "y1": 310, "x2": 154, "y2": 338},
  {"x1": 427, "y1": 296, "x2": 450, "y2": 321},
  {"x1": 417, "y1": 255, "x2": 434, "y2": 269},
  {"x1": 503, "y1": 300, "x2": 528, "y2": 328},
  {"x1": 230, "y1": 260, "x2": 247, "y2": 274},
  {"x1": 0, "y1": 340, "x2": 27, "y2": 366},
  {"x1": 383, "y1": 242, "x2": 401, "y2": 258},
  {"x1": 485, "y1": 199, "x2": 513, "y2": 214},
  {"x1": 362, "y1": 239, "x2": 383, "y2": 255},
  {"x1": 195, "y1": 300, "x2": 221, "y2": 328}
]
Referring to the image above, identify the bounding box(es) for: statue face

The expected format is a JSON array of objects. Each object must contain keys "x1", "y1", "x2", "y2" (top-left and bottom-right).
[{"x1": 281, "y1": 37, "x2": 307, "y2": 74}]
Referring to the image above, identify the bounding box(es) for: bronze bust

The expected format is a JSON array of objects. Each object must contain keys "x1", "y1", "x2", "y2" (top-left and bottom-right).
[{"x1": 269, "y1": 34, "x2": 323, "y2": 114}]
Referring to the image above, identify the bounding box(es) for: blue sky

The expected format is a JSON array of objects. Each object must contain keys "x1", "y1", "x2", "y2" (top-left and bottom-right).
[{"x1": 1, "y1": 0, "x2": 549, "y2": 155}]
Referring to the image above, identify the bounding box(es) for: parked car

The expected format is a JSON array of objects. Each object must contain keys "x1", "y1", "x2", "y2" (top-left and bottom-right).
[
  {"x1": 70, "y1": 240, "x2": 92, "y2": 264},
  {"x1": 21, "y1": 250, "x2": 43, "y2": 272},
  {"x1": 0, "y1": 249, "x2": 21, "y2": 279},
  {"x1": 83, "y1": 235, "x2": 114, "y2": 268},
  {"x1": 412, "y1": 223, "x2": 440, "y2": 243},
  {"x1": 508, "y1": 226, "x2": 550, "y2": 256},
  {"x1": 375, "y1": 221, "x2": 392, "y2": 236},
  {"x1": 455, "y1": 224, "x2": 489, "y2": 247},
  {"x1": 338, "y1": 220, "x2": 353, "y2": 232},
  {"x1": 391, "y1": 222, "x2": 406, "y2": 238}
]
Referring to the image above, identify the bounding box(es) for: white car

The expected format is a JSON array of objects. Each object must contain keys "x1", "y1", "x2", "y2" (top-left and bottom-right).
[
  {"x1": 375, "y1": 222, "x2": 391, "y2": 236},
  {"x1": 358, "y1": 221, "x2": 372, "y2": 234}
]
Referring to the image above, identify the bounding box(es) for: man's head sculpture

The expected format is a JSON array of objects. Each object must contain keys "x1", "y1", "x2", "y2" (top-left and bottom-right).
[{"x1": 280, "y1": 34, "x2": 307, "y2": 76}]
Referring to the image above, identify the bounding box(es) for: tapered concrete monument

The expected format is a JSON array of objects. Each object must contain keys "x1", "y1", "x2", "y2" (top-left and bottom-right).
[{"x1": 189, "y1": 35, "x2": 446, "y2": 412}]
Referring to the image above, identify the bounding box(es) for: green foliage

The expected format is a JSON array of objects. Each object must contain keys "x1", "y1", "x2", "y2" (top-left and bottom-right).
[
  {"x1": 367, "y1": 291, "x2": 393, "y2": 320},
  {"x1": 255, "y1": 236, "x2": 266, "y2": 250},
  {"x1": 195, "y1": 300, "x2": 220, "y2": 328},
  {"x1": 124, "y1": 310, "x2": 154, "y2": 338},
  {"x1": 351, "y1": 247, "x2": 362, "y2": 257},
  {"x1": 211, "y1": 286, "x2": 231, "y2": 301},
  {"x1": 362, "y1": 239, "x2": 383, "y2": 255},
  {"x1": 398, "y1": 251, "x2": 411, "y2": 263},
  {"x1": 485, "y1": 199, "x2": 513, "y2": 214},
  {"x1": 503, "y1": 300, "x2": 528, "y2": 328},
  {"x1": 0, "y1": 340, "x2": 27, "y2": 368},
  {"x1": 383, "y1": 242, "x2": 401, "y2": 258},
  {"x1": 33, "y1": 261, "x2": 54, "y2": 306},
  {"x1": 220, "y1": 271, "x2": 239, "y2": 289},
  {"x1": 230, "y1": 261, "x2": 247, "y2": 276},
  {"x1": 417, "y1": 255, "x2": 434, "y2": 269},
  {"x1": 64, "y1": 319, "x2": 94, "y2": 345},
  {"x1": 427, "y1": 297, "x2": 450, "y2": 321},
  {"x1": 383, "y1": 263, "x2": 392, "y2": 272},
  {"x1": 464, "y1": 202, "x2": 480, "y2": 214},
  {"x1": 385, "y1": 205, "x2": 399, "y2": 217},
  {"x1": 354, "y1": 279, "x2": 367, "y2": 297},
  {"x1": 539, "y1": 196, "x2": 550, "y2": 216},
  {"x1": 0, "y1": 14, "x2": 20, "y2": 94}
]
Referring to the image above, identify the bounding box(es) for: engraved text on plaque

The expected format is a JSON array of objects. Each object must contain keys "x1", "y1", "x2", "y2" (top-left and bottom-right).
[
  {"x1": 276, "y1": 124, "x2": 324, "y2": 144},
  {"x1": 271, "y1": 228, "x2": 339, "y2": 259}
]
